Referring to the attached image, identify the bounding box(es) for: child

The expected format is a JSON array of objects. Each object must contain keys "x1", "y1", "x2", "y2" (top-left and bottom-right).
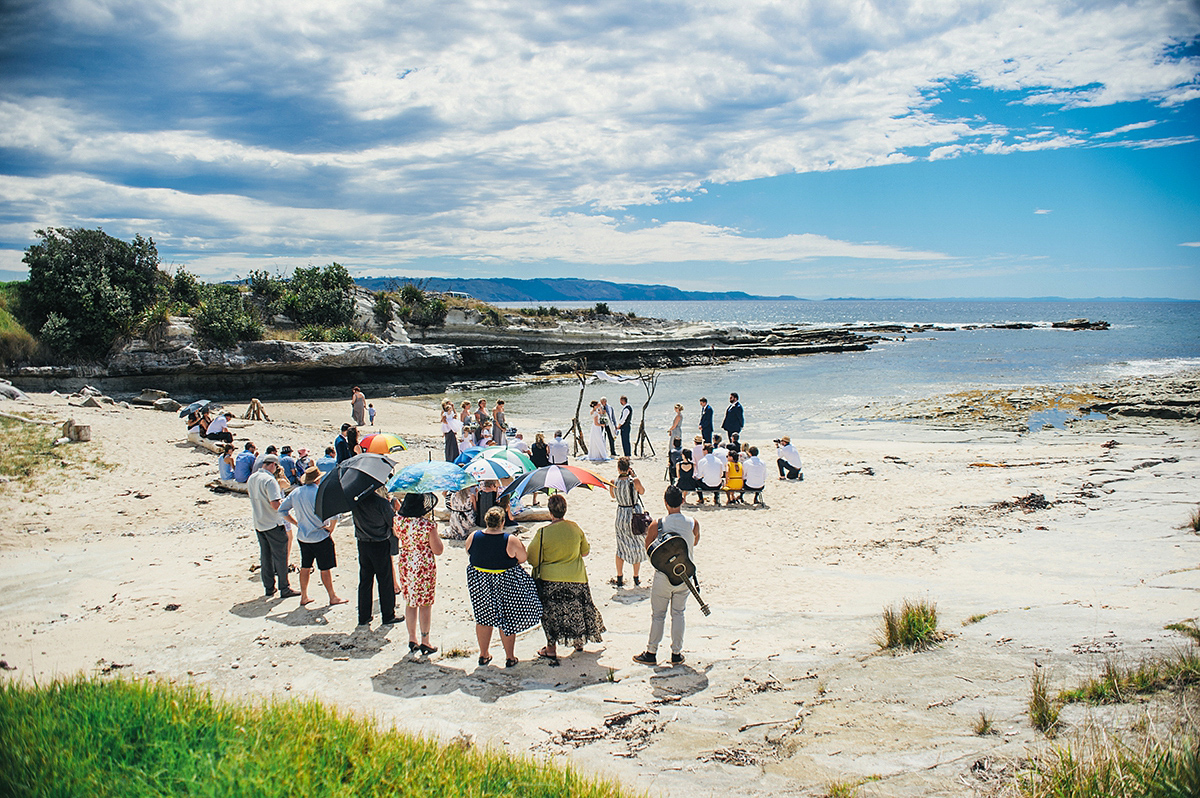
[{"x1": 368, "y1": 403, "x2": 376, "y2": 425}]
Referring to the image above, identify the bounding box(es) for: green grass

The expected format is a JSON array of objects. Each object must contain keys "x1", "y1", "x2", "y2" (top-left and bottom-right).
[
  {"x1": 0, "y1": 676, "x2": 634, "y2": 798},
  {"x1": 963, "y1": 611, "x2": 996, "y2": 626},
  {"x1": 0, "y1": 417, "x2": 59, "y2": 482},
  {"x1": 1030, "y1": 667, "x2": 1061, "y2": 737},
  {"x1": 877, "y1": 598, "x2": 942, "y2": 651},
  {"x1": 1057, "y1": 650, "x2": 1200, "y2": 705},
  {"x1": 974, "y1": 710, "x2": 997, "y2": 736},
  {"x1": 1165, "y1": 620, "x2": 1200, "y2": 646},
  {"x1": 1015, "y1": 735, "x2": 1200, "y2": 798},
  {"x1": 1186, "y1": 507, "x2": 1200, "y2": 534}
]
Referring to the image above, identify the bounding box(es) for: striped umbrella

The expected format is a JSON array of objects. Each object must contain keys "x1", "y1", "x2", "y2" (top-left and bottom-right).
[
  {"x1": 500, "y1": 465, "x2": 609, "y2": 499},
  {"x1": 463, "y1": 457, "x2": 518, "y2": 481},
  {"x1": 359, "y1": 433, "x2": 408, "y2": 454},
  {"x1": 476, "y1": 447, "x2": 535, "y2": 473},
  {"x1": 453, "y1": 446, "x2": 485, "y2": 465}
]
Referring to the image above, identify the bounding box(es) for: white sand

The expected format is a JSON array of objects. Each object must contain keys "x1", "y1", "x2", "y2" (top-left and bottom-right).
[{"x1": 1, "y1": 389, "x2": 1197, "y2": 796}]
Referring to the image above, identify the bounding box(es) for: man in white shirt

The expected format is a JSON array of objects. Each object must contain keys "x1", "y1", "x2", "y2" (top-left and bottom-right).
[
  {"x1": 248, "y1": 454, "x2": 298, "y2": 599},
  {"x1": 617, "y1": 396, "x2": 633, "y2": 457},
  {"x1": 509, "y1": 432, "x2": 531, "y2": 454},
  {"x1": 696, "y1": 445, "x2": 725, "y2": 506},
  {"x1": 742, "y1": 446, "x2": 768, "y2": 503},
  {"x1": 690, "y1": 436, "x2": 705, "y2": 468},
  {"x1": 205, "y1": 410, "x2": 234, "y2": 443},
  {"x1": 547, "y1": 431, "x2": 570, "y2": 465},
  {"x1": 776, "y1": 437, "x2": 803, "y2": 481}
]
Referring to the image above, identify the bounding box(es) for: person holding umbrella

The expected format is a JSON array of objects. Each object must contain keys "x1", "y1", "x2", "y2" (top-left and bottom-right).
[
  {"x1": 527, "y1": 494, "x2": 605, "y2": 664},
  {"x1": 392, "y1": 493, "x2": 444, "y2": 655},
  {"x1": 465, "y1": 506, "x2": 542, "y2": 668},
  {"x1": 350, "y1": 484, "x2": 399, "y2": 627}
]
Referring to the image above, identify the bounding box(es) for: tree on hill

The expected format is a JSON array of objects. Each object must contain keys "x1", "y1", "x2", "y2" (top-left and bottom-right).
[{"x1": 18, "y1": 227, "x2": 163, "y2": 360}]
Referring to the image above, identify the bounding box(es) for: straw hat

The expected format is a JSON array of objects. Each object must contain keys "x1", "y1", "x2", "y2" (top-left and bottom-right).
[{"x1": 303, "y1": 465, "x2": 321, "y2": 484}]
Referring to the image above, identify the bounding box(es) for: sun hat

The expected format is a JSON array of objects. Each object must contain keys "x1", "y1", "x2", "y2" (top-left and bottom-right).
[
  {"x1": 261, "y1": 453, "x2": 280, "y2": 465},
  {"x1": 303, "y1": 465, "x2": 321, "y2": 484},
  {"x1": 296, "y1": 448, "x2": 308, "y2": 457},
  {"x1": 398, "y1": 492, "x2": 438, "y2": 517}
]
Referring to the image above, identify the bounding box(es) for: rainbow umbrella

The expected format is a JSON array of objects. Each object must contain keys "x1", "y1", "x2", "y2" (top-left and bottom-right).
[
  {"x1": 360, "y1": 433, "x2": 408, "y2": 454},
  {"x1": 500, "y1": 465, "x2": 609, "y2": 499}
]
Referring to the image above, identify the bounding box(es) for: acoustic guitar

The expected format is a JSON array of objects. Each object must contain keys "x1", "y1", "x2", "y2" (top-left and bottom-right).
[{"x1": 647, "y1": 533, "x2": 711, "y2": 616}]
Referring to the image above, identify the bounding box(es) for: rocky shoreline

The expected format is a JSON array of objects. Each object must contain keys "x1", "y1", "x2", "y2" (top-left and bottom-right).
[{"x1": 0, "y1": 309, "x2": 1115, "y2": 399}]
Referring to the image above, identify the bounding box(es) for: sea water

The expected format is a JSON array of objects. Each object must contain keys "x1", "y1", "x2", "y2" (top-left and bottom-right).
[{"x1": 468, "y1": 300, "x2": 1199, "y2": 442}]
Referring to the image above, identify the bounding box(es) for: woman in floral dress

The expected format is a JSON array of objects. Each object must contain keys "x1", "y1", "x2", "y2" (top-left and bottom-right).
[{"x1": 393, "y1": 492, "x2": 444, "y2": 655}]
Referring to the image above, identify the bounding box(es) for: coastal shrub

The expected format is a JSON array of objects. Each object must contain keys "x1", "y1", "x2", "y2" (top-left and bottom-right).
[
  {"x1": 280, "y1": 263, "x2": 355, "y2": 328},
  {"x1": 1029, "y1": 667, "x2": 1060, "y2": 735},
  {"x1": 877, "y1": 597, "x2": 941, "y2": 651},
  {"x1": 0, "y1": 677, "x2": 631, "y2": 798},
  {"x1": 1057, "y1": 650, "x2": 1200, "y2": 705},
  {"x1": 299, "y1": 324, "x2": 328, "y2": 342},
  {"x1": 193, "y1": 287, "x2": 262, "y2": 348},
  {"x1": 17, "y1": 227, "x2": 163, "y2": 359},
  {"x1": 327, "y1": 324, "x2": 372, "y2": 342},
  {"x1": 372, "y1": 290, "x2": 395, "y2": 325},
  {"x1": 973, "y1": 710, "x2": 997, "y2": 736},
  {"x1": 482, "y1": 306, "x2": 506, "y2": 326},
  {"x1": 399, "y1": 282, "x2": 426, "y2": 305},
  {"x1": 168, "y1": 267, "x2": 203, "y2": 309},
  {"x1": 594, "y1": 302, "x2": 611, "y2": 316}
]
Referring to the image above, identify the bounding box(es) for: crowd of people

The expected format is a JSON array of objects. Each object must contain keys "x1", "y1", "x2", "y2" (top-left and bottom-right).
[{"x1": 218, "y1": 384, "x2": 805, "y2": 669}]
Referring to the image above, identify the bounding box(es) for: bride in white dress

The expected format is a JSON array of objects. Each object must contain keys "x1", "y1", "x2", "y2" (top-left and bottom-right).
[{"x1": 587, "y1": 400, "x2": 609, "y2": 462}]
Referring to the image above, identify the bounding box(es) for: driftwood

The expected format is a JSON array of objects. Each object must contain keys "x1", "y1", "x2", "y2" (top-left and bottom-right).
[
  {"x1": 634, "y1": 367, "x2": 658, "y2": 458},
  {"x1": 243, "y1": 398, "x2": 271, "y2": 421},
  {"x1": 568, "y1": 358, "x2": 588, "y2": 457}
]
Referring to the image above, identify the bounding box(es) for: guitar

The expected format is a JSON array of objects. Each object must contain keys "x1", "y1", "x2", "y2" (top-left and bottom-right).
[{"x1": 647, "y1": 534, "x2": 711, "y2": 616}]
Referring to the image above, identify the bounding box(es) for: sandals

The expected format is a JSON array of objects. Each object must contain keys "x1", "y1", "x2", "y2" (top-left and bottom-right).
[
  {"x1": 537, "y1": 647, "x2": 559, "y2": 664},
  {"x1": 408, "y1": 641, "x2": 419, "y2": 652},
  {"x1": 505, "y1": 658, "x2": 519, "y2": 668},
  {"x1": 478, "y1": 655, "x2": 493, "y2": 666}
]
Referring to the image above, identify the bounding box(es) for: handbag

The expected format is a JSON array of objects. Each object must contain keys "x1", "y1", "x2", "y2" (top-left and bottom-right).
[{"x1": 631, "y1": 506, "x2": 652, "y2": 536}]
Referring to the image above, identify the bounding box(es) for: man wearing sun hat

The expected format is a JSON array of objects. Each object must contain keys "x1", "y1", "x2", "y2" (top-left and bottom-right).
[
  {"x1": 248, "y1": 454, "x2": 298, "y2": 599},
  {"x1": 775, "y1": 437, "x2": 803, "y2": 481},
  {"x1": 280, "y1": 465, "x2": 347, "y2": 607}
]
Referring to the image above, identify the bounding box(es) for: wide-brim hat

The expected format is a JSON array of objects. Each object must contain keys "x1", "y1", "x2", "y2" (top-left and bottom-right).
[
  {"x1": 303, "y1": 465, "x2": 322, "y2": 484},
  {"x1": 399, "y1": 492, "x2": 438, "y2": 517}
]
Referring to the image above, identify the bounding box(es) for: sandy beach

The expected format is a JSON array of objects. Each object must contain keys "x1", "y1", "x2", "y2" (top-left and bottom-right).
[{"x1": 1, "y1": 379, "x2": 1197, "y2": 796}]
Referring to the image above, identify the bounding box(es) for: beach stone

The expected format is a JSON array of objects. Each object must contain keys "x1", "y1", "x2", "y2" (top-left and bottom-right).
[
  {"x1": 80, "y1": 396, "x2": 103, "y2": 408},
  {"x1": 79, "y1": 385, "x2": 104, "y2": 397},
  {"x1": 131, "y1": 388, "x2": 169, "y2": 405},
  {"x1": 0, "y1": 381, "x2": 29, "y2": 401},
  {"x1": 153, "y1": 397, "x2": 182, "y2": 412}
]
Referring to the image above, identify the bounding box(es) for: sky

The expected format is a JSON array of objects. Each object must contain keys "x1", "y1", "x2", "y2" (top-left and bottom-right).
[{"x1": 1, "y1": 0, "x2": 1198, "y2": 299}]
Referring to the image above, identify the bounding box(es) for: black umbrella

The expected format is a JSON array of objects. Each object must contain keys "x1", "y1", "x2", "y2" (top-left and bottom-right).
[
  {"x1": 315, "y1": 453, "x2": 396, "y2": 520},
  {"x1": 179, "y1": 399, "x2": 213, "y2": 418}
]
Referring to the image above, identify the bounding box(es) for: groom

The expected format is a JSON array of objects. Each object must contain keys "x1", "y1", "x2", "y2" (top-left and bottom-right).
[
  {"x1": 618, "y1": 395, "x2": 633, "y2": 457},
  {"x1": 599, "y1": 396, "x2": 618, "y2": 456}
]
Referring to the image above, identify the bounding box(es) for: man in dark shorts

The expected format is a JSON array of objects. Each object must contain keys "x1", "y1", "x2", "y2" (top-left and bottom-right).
[{"x1": 280, "y1": 466, "x2": 347, "y2": 607}]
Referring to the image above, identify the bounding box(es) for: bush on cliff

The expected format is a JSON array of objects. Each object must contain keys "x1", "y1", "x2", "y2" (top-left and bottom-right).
[
  {"x1": 17, "y1": 227, "x2": 163, "y2": 360},
  {"x1": 193, "y1": 286, "x2": 262, "y2": 348},
  {"x1": 279, "y1": 263, "x2": 355, "y2": 328}
]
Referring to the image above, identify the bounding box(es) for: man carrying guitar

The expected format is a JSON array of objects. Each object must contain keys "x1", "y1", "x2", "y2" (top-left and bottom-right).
[{"x1": 633, "y1": 485, "x2": 701, "y2": 667}]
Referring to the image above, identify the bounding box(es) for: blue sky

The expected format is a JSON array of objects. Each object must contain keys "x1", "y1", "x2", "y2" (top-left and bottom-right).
[{"x1": 1, "y1": 0, "x2": 1198, "y2": 298}]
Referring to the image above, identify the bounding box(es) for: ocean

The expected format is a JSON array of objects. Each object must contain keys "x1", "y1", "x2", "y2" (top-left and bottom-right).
[{"x1": 467, "y1": 300, "x2": 1199, "y2": 442}]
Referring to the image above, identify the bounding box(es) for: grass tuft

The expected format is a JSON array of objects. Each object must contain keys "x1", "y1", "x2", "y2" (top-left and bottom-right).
[
  {"x1": 877, "y1": 597, "x2": 942, "y2": 651},
  {"x1": 1029, "y1": 666, "x2": 1061, "y2": 736},
  {"x1": 823, "y1": 780, "x2": 861, "y2": 798},
  {"x1": 963, "y1": 611, "x2": 996, "y2": 626},
  {"x1": 1186, "y1": 506, "x2": 1200, "y2": 533},
  {"x1": 974, "y1": 710, "x2": 997, "y2": 736},
  {"x1": 1165, "y1": 620, "x2": 1200, "y2": 646},
  {"x1": 0, "y1": 417, "x2": 59, "y2": 483},
  {"x1": 1016, "y1": 732, "x2": 1200, "y2": 798},
  {"x1": 0, "y1": 677, "x2": 633, "y2": 798},
  {"x1": 1057, "y1": 650, "x2": 1200, "y2": 705}
]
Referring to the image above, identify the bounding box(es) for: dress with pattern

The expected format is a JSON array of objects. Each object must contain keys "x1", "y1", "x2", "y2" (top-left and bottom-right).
[
  {"x1": 395, "y1": 516, "x2": 438, "y2": 606},
  {"x1": 613, "y1": 477, "x2": 646, "y2": 564}
]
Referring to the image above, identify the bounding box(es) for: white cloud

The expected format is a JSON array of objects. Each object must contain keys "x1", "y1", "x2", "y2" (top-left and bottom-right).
[
  {"x1": 1181, "y1": 242, "x2": 1200, "y2": 248},
  {"x1": 1035, "y1": 209, "x2": 1051, "y2": 214},
  {"x1": 1094, "y1": 120, "x2": 1160, "y2": 138}
]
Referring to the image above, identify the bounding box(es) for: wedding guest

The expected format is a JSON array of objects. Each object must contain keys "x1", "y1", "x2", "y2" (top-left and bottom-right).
[
  {"x1": 696, "y1": 444, "x2": 724, "y2": 505},
  {"x1": 675, "y1": 448, "x2": 696, "y2": 504},
  {"x1": 279, "y1": 466, "x2": 346, "y2": 607},
  {"x1": 547, "y1": 431, "x2": 569, "y2": 465},
  {"x1": 294, "y1": 448, "x2": 313, "y2": 475},
  {"x1": 248, "y1": 454, "x2": 297, "y2": 599},
  {"x1": 353, "y1": 486, "x2": 397, "y2": 627},
  {"x1": 335, "y1": 423, "x2": 353, "y2": 462},
  {"x1": 445, "y1": 486, "x2": 476, "y2": 540},
  {"x1": 393, "y1": 492, "x2": 444, "y2": 656},
  {"x1": 527, "y1": 494, "x2": 605, "y2": 664},
  {"x1": 531, "y1": 433, "x2": 550, "y2": 468},
  {"x1": 218, "y1": 444, "x2": 237, "y2": 486},
  {"x1": 368, "y1": 402, "x2": 376, "y2": 425},
  {"x1": 474, "y1": 399, "x2": 492, "y2": 446},
  {"x1": 345, "y1": 426, "x2": 361, "y2": 458},
  {"x1": 608, "y1": 457, "x2": 645, "y2": 587},
  {"x1": 315, "y1": 446, "x2": 338, "y2": 476},
  {"x1": 279, "y1": 446, "x2": 299, "y2": 485},
  {"x1": 509, "y1": 431, "x2": 531, "y2": 454},
  {"x1": 632, "y1": 486, "x2": 700, "y2": 667},
  {"x1": 690, "y1": 435, "x2": 705, "y2": 469},
  {"x1": 233, "y1": 442, "x2": 257, "y2": 483},
  {"x1": 465, "y1": 506, "x2": 542, "y2": 668},
  {"x1": 722, "y1": 450, "x2": 745, "y2": 504},
  {"x1": 459, "y1": 400, "x2": 473, "y2": 448},
  {"x1": 743, "y1": 446, "x2": 768, "y2": 504},
  {"x1": 698, "y1": 397, "x2": 713, "y2": 443},
  {"x1": 776, "y1": 436, "x2": 803, "y2": 481},
  {"x1": 474, "y1": 480, "x2": 500, "y2": 528}
]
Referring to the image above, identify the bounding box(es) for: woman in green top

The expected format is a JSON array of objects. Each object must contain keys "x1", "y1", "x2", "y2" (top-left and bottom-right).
[{"x1": 527, "y1": 493, "x2": 606, "y2": 664}]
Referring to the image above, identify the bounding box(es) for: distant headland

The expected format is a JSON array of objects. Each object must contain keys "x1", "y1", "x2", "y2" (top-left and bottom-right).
[{"x1": 353, "y1": 276, "x2": 799, "y2": 302}]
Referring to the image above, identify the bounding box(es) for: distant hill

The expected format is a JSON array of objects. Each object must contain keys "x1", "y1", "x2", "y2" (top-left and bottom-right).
[{"x1": 353, "y1": 276, "x2": 799, "y2": 302}]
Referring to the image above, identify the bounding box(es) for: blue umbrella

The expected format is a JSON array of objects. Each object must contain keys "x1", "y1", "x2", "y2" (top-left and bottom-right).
[
  {"x1": 453, "y1": 446, "x2": 485, "y2": 465},
  {"x1": 386, "y1": 461, "x2": 477, "y2": 494}
]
